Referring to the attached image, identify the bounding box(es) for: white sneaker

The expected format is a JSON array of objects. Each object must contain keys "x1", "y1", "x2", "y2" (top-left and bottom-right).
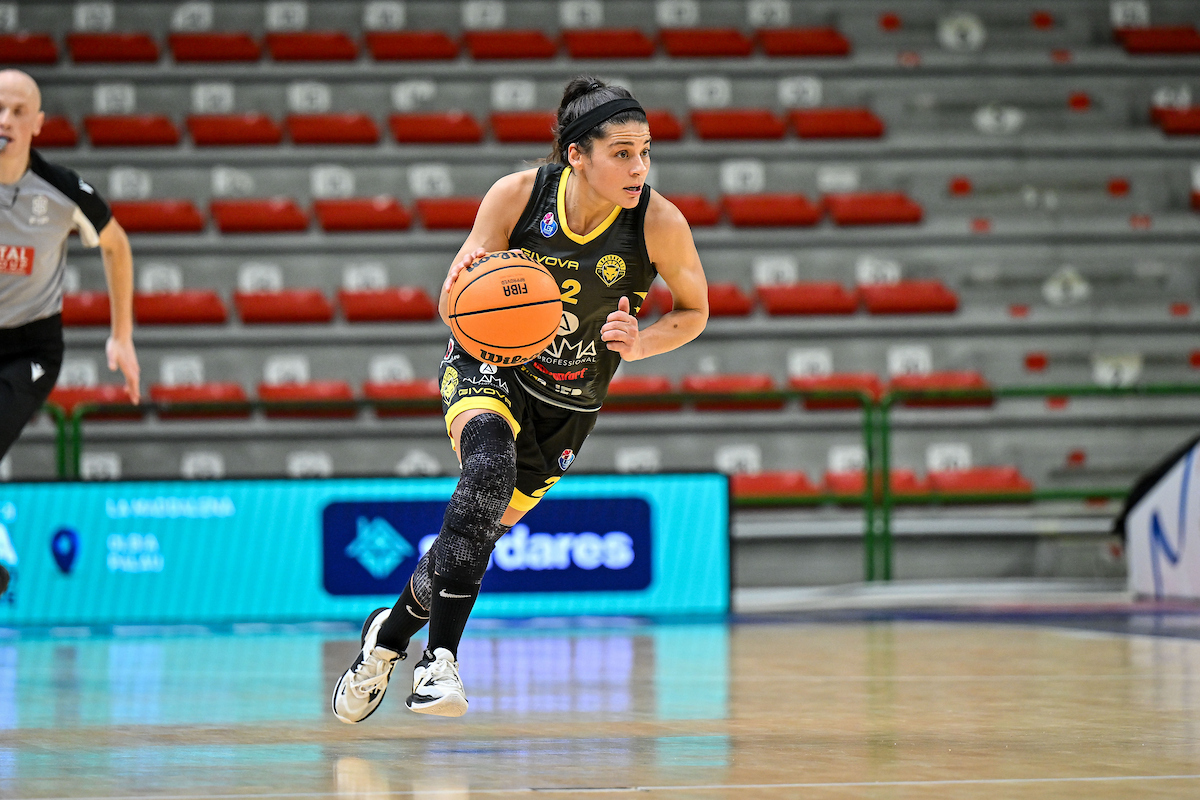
[
  {"x1": 331, "y1": 608, "x2": 404, "y2": 724},
  {"x1": 406, "y1": 647, "x2": 468, "y2": 717}
]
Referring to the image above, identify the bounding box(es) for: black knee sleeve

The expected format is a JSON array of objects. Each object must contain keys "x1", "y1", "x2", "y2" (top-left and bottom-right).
[{"x1": 434, "y1": 413, "x2": 516, "y2": 582}]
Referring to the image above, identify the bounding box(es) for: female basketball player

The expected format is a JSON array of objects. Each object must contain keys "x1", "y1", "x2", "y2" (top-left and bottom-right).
[{"x1": 333, "y1": 76, "x2": 708, "y2": 722}]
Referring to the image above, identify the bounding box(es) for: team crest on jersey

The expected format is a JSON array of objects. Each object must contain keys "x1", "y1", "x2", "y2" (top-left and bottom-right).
[
  {"x1": 596, "y1": 254, "x2": 627, "y2": 287},
  {"x1": 558, "y1": 449, "x2": 576, "y2": 470},
  {"x1": 540, "y1": 212, "x2": 558, "y2": 238},
  {"x1": 440, "y1": 366, "x2": 459, "y2": 404}
]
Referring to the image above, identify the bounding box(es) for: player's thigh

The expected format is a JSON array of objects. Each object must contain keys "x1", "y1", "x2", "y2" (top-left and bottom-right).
[
  {"x1": 510, "y1": 406, "x2": 598, "y2": 515},
  {"x1": 0, "y1": 352, "x2": 62, "y2": 456}
]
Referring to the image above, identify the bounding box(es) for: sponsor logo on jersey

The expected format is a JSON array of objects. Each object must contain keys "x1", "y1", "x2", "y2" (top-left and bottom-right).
[
  {"x1": 521, "y1": 248, "x2": 579, "y2": 271},
  {"x1": 532, "y1": 361, "x2": 587, "y2": 382},
  {"x1": 540, "y1": 212, "x2": 558, "y2": 238},
  {"x1": 0, "y1": 245, "x2": 33, "y2": 276},
  {"x1": 30, "y1": 362, "x2": 44, "y2": 383},
  {"x1": 542, "y1": 337, "x2": 597, "y2": 362},
  {"x1": 29, "y1": 195, "x2": 48, "y2": 226},
  {"x1": 463, "y1": 374, "x2": 510, "y2": 392},
  {"x1": 596, "y1": 254, "x2": 627, "y2": 286},
  {"x1": 558, "y1": 449, "x2": 576, "y2": 470},
  {"x1": 440, "y1": 366, "x2": 459, "y2": 404},
  {"x1": 479, "y1": 362, "x2": 498, "y2": 375},
  {"x1": 78, "y1": 179, "x2": 95, "y2": 195},
  {"x1": 444, "y1": 338, "x2": 455, "y2": 360}
]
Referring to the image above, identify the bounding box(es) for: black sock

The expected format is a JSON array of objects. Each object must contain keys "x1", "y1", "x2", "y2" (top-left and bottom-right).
[
  {"x1": 426, "y1": 571, "x2": 482, "y2": 658},
  {"x1": 375, "y1": 577, "x2": 429, "y2": 653}
]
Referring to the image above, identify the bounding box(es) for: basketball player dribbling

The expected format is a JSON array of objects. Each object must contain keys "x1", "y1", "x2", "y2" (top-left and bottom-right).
[{"x1": 332, "y1": 75, "x2": 709, "y2": 722}]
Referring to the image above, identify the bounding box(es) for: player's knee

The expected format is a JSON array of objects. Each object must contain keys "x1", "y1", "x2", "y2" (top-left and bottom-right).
[{"x1": 446, "y1": 413, "x2": 516, "y2": 537}]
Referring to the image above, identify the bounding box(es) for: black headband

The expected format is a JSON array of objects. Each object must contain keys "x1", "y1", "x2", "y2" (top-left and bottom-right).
[{"x1": 557, "y1": 98, "x2": 646, "y2": 151}]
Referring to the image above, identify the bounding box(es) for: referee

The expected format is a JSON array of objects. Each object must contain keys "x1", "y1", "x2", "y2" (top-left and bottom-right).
[{"x1": 0, "y1": 69, "x2": 139, "y2": 464}]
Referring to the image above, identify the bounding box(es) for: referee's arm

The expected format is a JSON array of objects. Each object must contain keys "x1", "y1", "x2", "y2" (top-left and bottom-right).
[{"x1": 97, "y1": 217, "x2": 140, "y2": 402}]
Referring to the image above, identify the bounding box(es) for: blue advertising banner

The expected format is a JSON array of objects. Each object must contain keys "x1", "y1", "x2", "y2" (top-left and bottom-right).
[{"x1": 0, "y1": 474, "x2": 728, "y2": 625}]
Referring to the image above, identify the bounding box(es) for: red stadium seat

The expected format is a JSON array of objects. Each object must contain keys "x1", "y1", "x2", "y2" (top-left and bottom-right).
[
  {"x1": 757, "y1": 27, "x2": 851, "y2": 56},
  {"x1": 562, "y1": 29, "x2": 656, "y2": 58},
  {"x1": 314, "y1": 197, "x2": 411, "y2": 232},
  {"x1": 860, "y1": 280, "x2": 958, "y2": 315},
  {"x1": 210, "y1": 199, "x2": 308, "y2": 233},
  {"x1": 1155, "y1": 108, "x2": 1200, "y2": 135},
  {"x1": 134, "y1": 290, "x2": 227, "y2": 325},
  {"x1": 389, "y1": 111, "x2": 483, "y2": 143},
  {"x1": 150, "y1": 383, "x2": 250, "y2": 419},
  {"x1": 31, "y1": 116, "x2": 78, "y2": 148},
  {"x1": 168, "y1": 32, "x2": 261, "y2": 61},
  {"x1": 824, "y1": 192, "x2": 922, "y2": 225},
  {"x1": 789, "y1": 373, "x2": 883, "y2": 410},
  {"x1": 707, "y1": 283, "x2": 754, "y2": 316},
  {"x1": 927, "y1": 466, "x2": 1032, "y2": 496},
  {"x1": 286, "y1": 113, "x2": 379, "y2": 144},
  {"x1": 791, "y1": 108, "x2": 885, "y2": 138},
  {"x1": 682, "y1": 373, "x2": 783, "y2": 411},
  {"x1": 660, "y1": 28, "x2": 754, "y2": 57},
  {"x1": 637, "y1": 283, "x2": 674, "y2": 319},
  {"x1": 365, "y1": 31, "x2": 459, "y2": 59},
  {"x1": 1116, "y1": 25, "x2": 1200, "y2": 54},
  {"x1": 824, "y1": 468, "x2": 927, "y2": 498},
  {"x1": 416, "y1": 197, "x2": 481, "y2": 229},
  {"x1": 338, "y1": 287, "x2": 436, "y2": 322},
  {"x1": 889, "y1": 371, "x2": 993, "y2": 407},
  {"x1": 363, "y1": 379, "x2": 442, "y2": 417},
  {"x1": 48, "y1": 385, "x2": 140, "y2": 418},
  {"x1": 691, "y1": 109, "x2": 786, "y2": 140},
  {"x1": 490, "y1": 111, "x2": 557, "y2": 142},
  {"x1": 84, "y1": 115, "x2": 180, "y2": 147},
  {"x1": 67, "y1": 32, "x2": 159, "y2": 63},
  {"x1": 61, "y1": 291, "x2": 110, "y2": 326},
  {"x1": 644, "y1": 109, "x2": 684, "y2": 140},
  {"x1": 109, "y1": 200, "x2": 205, "y2": 233},
  {"x1": 724, "y1": 193, "x2": 822, "y2": 226},
  {"x1": 235, "y1": 289, "x2": 333, "y2": 324},
  {"x1": 731, "y1": 471, "x2": 821, "y2": 500},
  {"x1": 188, "y1": 113, "x2": 283, "y2": 146},
  {"x1": 665, "y1": 195, "x2": 721, "y2": 226},
  {"x1": 265, "y1": 31, "x2": 358, "y2": 60},
  {"x1": 603, "y1": 375, "x2": 681, "y2": 412},
  {"x1": 758, "y1": 282, "x2": 859, "y2": 315},
  {"x1": 0, "y1": 33, "x2": 58, "y2": 64},
  {"x1": 259, "y1": 381, "x2": 356, "y2": 418},
  {"x1": 463, "y1": 30, "x2": 557, "y2": 59}
]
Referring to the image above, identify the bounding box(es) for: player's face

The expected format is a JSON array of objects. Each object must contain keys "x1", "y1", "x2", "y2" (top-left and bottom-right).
[
  {"x1": 0, "y1": 72, "x2": 44, "y2": 159},
  {"x1": 581, "y1": 121, "x2": 652, "y2": 209}
]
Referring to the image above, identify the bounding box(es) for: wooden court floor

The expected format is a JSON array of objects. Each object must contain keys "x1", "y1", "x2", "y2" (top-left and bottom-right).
[{"x1": 3, "y1": 615, "x2": 1200, "y2": 799}]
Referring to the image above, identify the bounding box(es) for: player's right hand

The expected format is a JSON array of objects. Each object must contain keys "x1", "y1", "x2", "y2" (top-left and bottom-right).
[{"x1": 442, "y1": 247, "x2": 488, "y2": 296}]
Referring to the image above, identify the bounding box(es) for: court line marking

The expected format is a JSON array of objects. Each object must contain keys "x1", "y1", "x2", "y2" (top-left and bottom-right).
[{"x1": 28, "y1": 774, "x2": 1200, "y2": 799}]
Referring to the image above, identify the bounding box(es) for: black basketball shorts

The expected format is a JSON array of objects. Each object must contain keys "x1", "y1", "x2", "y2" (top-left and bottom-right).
[
  {"x1": 438, "y1": 337, "x2": 597, "y2": 512},
  {"x1": 0, "y1": 314, "x2": 65, "y2": 459}
]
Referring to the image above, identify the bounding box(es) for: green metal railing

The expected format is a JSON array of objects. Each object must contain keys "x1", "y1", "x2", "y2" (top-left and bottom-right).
[{"x1": 46, "y1": 382, "x2": 1200, "y2": 582}]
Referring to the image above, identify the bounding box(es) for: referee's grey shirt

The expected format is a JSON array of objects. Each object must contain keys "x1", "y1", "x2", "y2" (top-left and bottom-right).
[{"x1": 0, "y1": 149, "x2": 112, "y2": 329}]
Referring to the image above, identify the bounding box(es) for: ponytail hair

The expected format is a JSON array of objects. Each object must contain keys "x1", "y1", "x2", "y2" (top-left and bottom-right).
[{"x1": 549, "y1": 75, "x2": 647, "y2": 164}]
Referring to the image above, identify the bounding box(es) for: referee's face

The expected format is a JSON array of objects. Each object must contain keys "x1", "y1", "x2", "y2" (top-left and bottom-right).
[{"x1": 0, "y1": 70, "x2": 44, "y2": 167}]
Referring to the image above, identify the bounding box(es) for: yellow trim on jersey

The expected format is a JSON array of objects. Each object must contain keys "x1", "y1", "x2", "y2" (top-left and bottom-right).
[
  {"x1": 444, "y1": 397, "x2": 521, "y2": 445},
  {"x1": 509, "y1": 488, "x2": 542, "y2": 512},
  {"x1": 557, "y1": 166, "x2": 622, "y2": 245}
]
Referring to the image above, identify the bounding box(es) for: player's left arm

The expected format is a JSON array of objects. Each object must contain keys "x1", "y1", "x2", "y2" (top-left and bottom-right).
[
  {"x1": 97, "y1": 218, "x2": 139, "y2": 402},
  {"x1": 600, "y1": 191, "x2": 708, "y2": 361}
]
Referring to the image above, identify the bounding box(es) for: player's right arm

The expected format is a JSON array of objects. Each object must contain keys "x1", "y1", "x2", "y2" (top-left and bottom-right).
[{"x1": 438, "y1": 169, "x2": 538, "y2": 326}]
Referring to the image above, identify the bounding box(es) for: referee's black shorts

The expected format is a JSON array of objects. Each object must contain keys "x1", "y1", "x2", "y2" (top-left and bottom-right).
[{"x1": 0, "y1": 314, "x2": 64, "y2": 459}]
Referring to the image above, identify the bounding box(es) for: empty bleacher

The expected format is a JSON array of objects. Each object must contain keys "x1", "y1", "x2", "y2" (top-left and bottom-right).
[{"x1": 5, "y1": 0, "x2": 1200, "y2": 584}]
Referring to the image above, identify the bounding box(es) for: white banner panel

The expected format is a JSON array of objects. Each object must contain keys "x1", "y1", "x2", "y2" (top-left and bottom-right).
[{"x1": 1128, "y1": 444, "x2": 1200, "y2": 599}]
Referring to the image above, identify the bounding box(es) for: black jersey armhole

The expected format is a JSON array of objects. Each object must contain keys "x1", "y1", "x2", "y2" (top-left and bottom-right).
[
  {"x1": 509, "y1": 164, "x2": 556, "y2": 246},
  {"x1": 636, "y1": 182, "x2": 657, "y2": 281},
  {"x1": 28, "y1": 149, "x2": 113, "y2": 234}
]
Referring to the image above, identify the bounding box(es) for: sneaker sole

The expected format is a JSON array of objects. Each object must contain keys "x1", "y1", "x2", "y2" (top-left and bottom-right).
[
  {"x1": 331, "y1": 607, "x2": 391, "y2": 724},
  {"x1": 406, "y1": 692, "x2": 468, "y2": 718}
]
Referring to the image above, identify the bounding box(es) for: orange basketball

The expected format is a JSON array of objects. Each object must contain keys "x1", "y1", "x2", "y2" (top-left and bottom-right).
[{"x1": 447, "y1": 250, "x2": 562, "y2": 366}]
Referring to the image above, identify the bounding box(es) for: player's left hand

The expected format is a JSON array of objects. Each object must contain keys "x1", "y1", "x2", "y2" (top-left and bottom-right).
[
  {"x1": 106, "y1": 335, "x2": 140, "y2": 403},
  {"x1": 601, "y1": 296, "x2": 643, "y2": 361}
]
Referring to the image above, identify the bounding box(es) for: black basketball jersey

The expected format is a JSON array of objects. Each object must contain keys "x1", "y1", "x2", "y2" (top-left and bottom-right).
[{"x1": 508, "y1": 163, "x2": 657, "y2": 412}]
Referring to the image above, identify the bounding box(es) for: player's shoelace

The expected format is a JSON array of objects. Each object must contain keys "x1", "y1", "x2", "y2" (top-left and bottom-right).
[
  {"x1": 349, "y1": 652, "x2": 394, "y2": 698},
  {"x1": 417, "y1": 657, "x2": 462, "y2": 692}
]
